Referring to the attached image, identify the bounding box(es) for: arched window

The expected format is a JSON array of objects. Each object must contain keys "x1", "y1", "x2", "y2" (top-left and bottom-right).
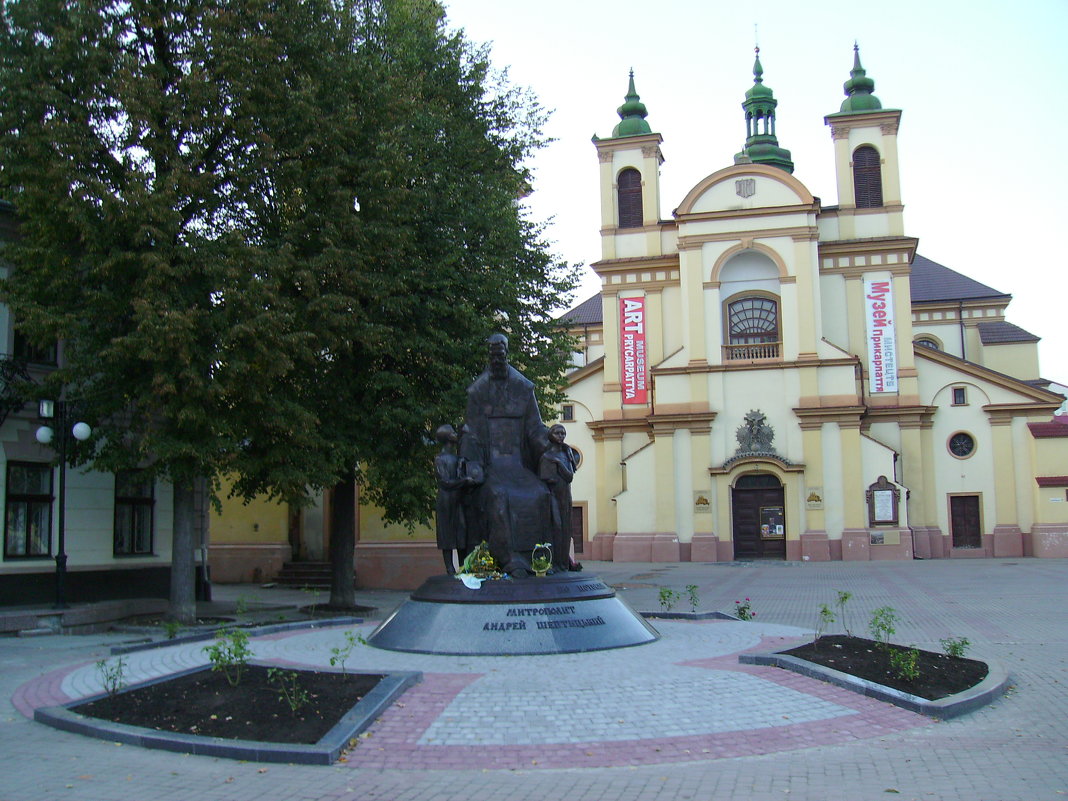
[
  {"x1": 726, "y1": 296, "x2": 779, "y2": 360},
  {"x1": 617, "y1": 168, "x2": 643, "y2": 228},
  {"x1": 735, "y1": 473, "x2": 782, "y2": 490},
  {"x1": 915, "y1": 336, "x2": 941, "y2": 351},
  {"x1": 852, "y1": 145, "x2": 883, "y2": 208}
]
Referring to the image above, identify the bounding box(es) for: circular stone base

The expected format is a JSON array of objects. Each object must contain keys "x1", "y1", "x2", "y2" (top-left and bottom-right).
[{"x1": 367, "y1": 573, "x2": 660, "y2": 655}]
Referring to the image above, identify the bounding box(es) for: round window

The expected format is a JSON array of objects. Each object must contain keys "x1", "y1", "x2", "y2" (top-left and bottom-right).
[{"x1": 948, "y1": 432, "x2": 976, "y2": 459}]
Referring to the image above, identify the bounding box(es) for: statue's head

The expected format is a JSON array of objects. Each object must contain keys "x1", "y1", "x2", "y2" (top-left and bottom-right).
[
  {"x1": 487, "y1": 333, "x2": 509, "y2": 378},
  {"x1": 549, "y1": 423, "x2": 567, "y2": 444},
  {"x1": 435, "y1": 423, "x2": 457, "y2": 445}
]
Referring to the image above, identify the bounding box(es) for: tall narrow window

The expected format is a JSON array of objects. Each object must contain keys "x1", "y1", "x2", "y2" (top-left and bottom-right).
[
  {"x1": 12, "y1": 329, "x2": 57, "y2": 365},
  {"x1": 4, "y1": 462, "x2": 53, "y2": 558},
  {"x1": 114, "y1": 470, "x2": 154, "y2": 555},
  {"x1": 852, "y1": 145, "x2": 883, "y2": 208},
  {"x1": 726, "y1": 296, "x2": 780, "y2": 360},
  {"x1": 617, "y1": 168, "x2": 643, "y2": 228}
]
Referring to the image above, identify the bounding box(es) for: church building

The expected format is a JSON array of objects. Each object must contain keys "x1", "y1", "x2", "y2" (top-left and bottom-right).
[{"x1": 560, "y1": 48, "x2": 1068, "y2": 564}]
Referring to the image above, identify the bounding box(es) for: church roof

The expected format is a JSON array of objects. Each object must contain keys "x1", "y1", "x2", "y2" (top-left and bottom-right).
[
  {"x1": 611, "y1": 71, "x2": 653, "y2": 138},
  {"x1": 978, "y1": 321, "x2": 1040, "y2": 344},
  {"x1": 561, "y1": 254, "x2": 1015, "y2": 328},
  {"x1": 909, "y1": 254, "x2": 1011, "y2": 303},
  {"x1": 560, "y1": 294, "x2": 603, "y2": 325},
  {"x1": 837, "y1": 44, "x2": 882, "y2": 114}
]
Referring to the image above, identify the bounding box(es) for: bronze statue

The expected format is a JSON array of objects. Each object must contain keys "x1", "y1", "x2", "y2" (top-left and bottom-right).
[
  {"x1": 539, "y1": 423, "x2": 579, "y2": 573},
  {"x1": 459, "y1": 333, "x2": 551, "y2": 576},
  {"x1": 434, "y1": 424, "x2": 470, "y2": 574}
]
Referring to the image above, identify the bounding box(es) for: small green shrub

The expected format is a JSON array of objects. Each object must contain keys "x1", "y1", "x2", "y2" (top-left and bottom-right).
[
  {"x1": 869, "y1": 606, "x2": 900, "y2": 650},
  {"x1": 658, "y1": 587, "x2": 680, "y2": 611},
  {"x1": 303, "y1": 585, "x2": 322, "y2": 614},
  {"x1": 940, "y1": 636, "x2": 971, "y2": 659},
  {"x1": 834, "y1": 590, "x2": 853, "y2": 636},
  {"x1": 95, "y1": 656, "x2": 127, "y2": 697},
  {"x1": 734, "y1": 598, "x2": 754, "y2": 621},
  {"x1": 162, "y1": 620, "x2": 183, "y2": 640},
  {"x1": 204, "y1": 628, "x2": 252, "y2": 686},
  {"x1": 889, "y1": 646, "x2": 921, "y2": 682},
  {"x1": 814, "y1": 603, "x2": 835, "y2": 644},
  {"x1": 234, "y1": 594, "x2": 251, "y2": 617},
  {"x1": 267, "y1": 668, "x2": 309, "y2": 713},
  {"x1": 686, "y1": 584, "x2": 700, "y2": 613},
  {"x1": 329, "y1": 630, "x2": 366, "y2": 674}
]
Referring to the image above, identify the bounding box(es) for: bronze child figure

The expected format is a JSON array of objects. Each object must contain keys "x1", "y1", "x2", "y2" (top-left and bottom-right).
[
  {"x1": 539, "y1": 423, "x2": 579, "y2": 573},
  {"x1": 434, "y1": 424, "x2": 469, "y2": 574}
]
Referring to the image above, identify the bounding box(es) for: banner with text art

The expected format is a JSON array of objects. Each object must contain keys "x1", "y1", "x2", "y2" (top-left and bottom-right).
[{"x1": 619, "y1": 296, "x2": 648, "y2": 404}]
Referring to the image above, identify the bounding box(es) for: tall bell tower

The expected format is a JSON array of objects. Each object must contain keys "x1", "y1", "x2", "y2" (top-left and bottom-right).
[
  {"x1": 734, "y1": 48, "x2": 794, "y2": 173},
  {"x1": 824, "y1": 45, "x2": 905, "y2": 239},
  {"x1": 591, "y1": 72, "x2": 665, "y2": 261}
]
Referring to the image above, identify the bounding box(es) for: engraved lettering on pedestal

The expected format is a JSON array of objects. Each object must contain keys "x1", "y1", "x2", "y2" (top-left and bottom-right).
[
  {"x1": 536, "y1": 616, "x2": 607, "y2": 630},
  {"x1": 483, "y1": 620, "x2": 528, "y2": 631},
  {"x1": 505, "y1": 605, "x2": 576, "y2": 616}
]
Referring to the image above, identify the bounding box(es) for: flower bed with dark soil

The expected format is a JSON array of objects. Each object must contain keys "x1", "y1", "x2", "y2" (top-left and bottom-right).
[
  {"x1": 781, "y1": 635, "x2": 988, "y2": 701},
  {"x1": 74, "y1": 666, "x2": 383, "y2": 744}
]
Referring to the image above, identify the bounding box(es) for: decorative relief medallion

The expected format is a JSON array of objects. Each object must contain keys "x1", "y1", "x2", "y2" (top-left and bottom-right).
[
  {"x1": 735, "y1": 178, "x2": 756, "y2": 199},
  {"x1": 735, "y1": 409, "x2": 776, "y2": 455}
]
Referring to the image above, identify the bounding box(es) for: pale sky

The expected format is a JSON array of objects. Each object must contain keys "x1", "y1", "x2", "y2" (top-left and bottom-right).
[{"x1": 442, "y1": 0, "x2": 1068, "y2": 385}]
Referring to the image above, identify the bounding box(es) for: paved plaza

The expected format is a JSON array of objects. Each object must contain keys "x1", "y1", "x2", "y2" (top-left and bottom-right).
[{"x1": 2, "y1": 558, "x2": 1067, "y2": 801}]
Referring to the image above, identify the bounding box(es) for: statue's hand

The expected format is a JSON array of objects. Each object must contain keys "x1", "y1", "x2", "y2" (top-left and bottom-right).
[{"x1": 465, "y1": 462, "x2": 485, "y2": 485}]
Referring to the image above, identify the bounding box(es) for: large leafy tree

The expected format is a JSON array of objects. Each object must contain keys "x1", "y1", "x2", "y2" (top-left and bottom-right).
[{"x1": 0, "y1": 0, "x2": 577, "y2": 618}]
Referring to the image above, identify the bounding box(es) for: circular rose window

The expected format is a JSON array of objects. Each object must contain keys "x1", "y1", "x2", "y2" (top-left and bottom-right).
[{"x1": 948, "y1": 432, "x2": 976, "y2": 459}]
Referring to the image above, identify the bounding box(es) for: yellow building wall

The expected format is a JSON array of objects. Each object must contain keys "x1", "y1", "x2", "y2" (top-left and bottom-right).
[
  {"x1": 981, "y1": 342, "x2": 1040, "y2": 382},
  {"x1": 211, "y1": 479, "x2": 289, "y2": 545},
  {"x1": 357, "y1": 501, "x2": 435, "y2": 543},
  {"x1": 208, "y1": 477, "x2": 291, "y2": 583}
]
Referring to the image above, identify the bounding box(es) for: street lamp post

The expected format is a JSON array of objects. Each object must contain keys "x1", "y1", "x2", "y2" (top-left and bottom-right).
[{"x1": 36, "y1": 400, "x2": 91, "y2": 609}]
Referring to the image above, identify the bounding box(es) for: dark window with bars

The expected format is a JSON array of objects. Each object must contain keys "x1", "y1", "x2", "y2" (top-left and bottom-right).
[
  {"x1": 852, "y1": 145, "x2": 883, "y2": 208},
  {"x1": 617, "y1": 168, "x2": 643, "y2": 228},
  {"x1": 114, "y1": 470, "x2": 154, "y2": 555},
  {"x1": 726, "y1": 297, "x2": 780, "y2": 360},
  {"x1": 4, "y1": 462, "x2": 53, "y2": 558}
]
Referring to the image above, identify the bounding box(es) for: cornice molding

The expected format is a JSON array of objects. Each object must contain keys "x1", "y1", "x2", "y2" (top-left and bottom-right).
[
  {"x1": 654, "y1": 356, "x2": 859, "y2": 377},
  {"x1": 675, "y1": 202, "x2": 818, "y2": 225},
  {"x1": 677, "y1": 225, "x2": 819, "y2": 250},
  {"x1": 648, "y1": 411, "x2": 718, "y2": 435}
]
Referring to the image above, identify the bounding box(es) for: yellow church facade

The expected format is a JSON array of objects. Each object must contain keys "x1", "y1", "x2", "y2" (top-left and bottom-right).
[{"x1": 560, "y1": 52, "x2": 1068, "y2": 564}]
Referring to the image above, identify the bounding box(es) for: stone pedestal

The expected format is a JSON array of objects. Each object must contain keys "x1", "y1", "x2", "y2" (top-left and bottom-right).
[{"x1": 367, "y1": 573, "x2": 659, "y2": 655}]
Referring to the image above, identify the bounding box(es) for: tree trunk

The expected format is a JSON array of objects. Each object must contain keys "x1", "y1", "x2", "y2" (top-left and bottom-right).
[
  {"x1": 170, "y1": 478, "x2": 197, "y2": 624},
  {"x1": 329, "y1": 474, "x2": 357, "y2": 609}
]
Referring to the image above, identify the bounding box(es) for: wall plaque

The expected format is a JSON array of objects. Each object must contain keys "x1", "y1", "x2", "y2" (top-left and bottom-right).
[{"x1": 866, "y1": 475, "x2": 900, "y2": 526}]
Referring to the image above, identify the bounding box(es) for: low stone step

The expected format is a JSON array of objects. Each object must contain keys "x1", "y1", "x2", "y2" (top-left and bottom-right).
[{"x1": 17, "y1": 627, "x2": 54, "y2": 637}]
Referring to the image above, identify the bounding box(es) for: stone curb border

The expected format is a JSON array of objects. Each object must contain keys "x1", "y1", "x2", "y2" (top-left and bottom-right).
[
  {"x1": 34, "y1": 664, "x2": 422, "y2": 765},
  {"x1": 641, "y1": 611, "x2": 738, "y2": 621},
  {"x1": 109, "y1": 617, "x2": 363, "y2": 655},
  {"x1": 738, "y1": 649, "x2": 1010, "y2": 719}
]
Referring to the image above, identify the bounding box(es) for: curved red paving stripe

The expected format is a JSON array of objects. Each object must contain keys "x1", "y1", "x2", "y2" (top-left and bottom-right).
[{"x1": 11, "y1": 661, "x2": 86, "y2": 718}]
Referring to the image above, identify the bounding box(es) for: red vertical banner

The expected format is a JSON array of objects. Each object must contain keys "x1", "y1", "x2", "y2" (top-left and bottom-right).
[{"x1": 619, "y1": 296, "x2": 648, "y2": 405}]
